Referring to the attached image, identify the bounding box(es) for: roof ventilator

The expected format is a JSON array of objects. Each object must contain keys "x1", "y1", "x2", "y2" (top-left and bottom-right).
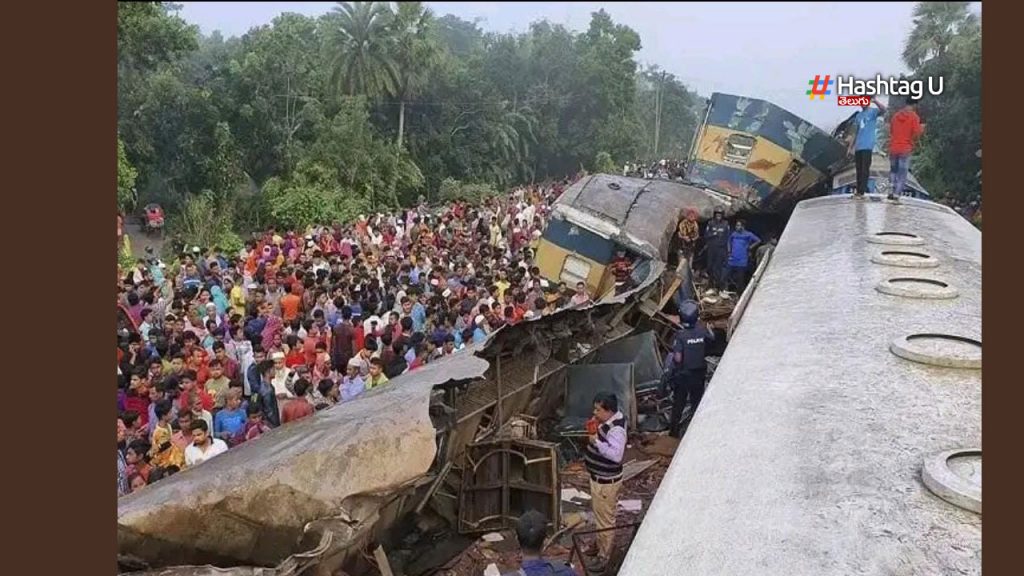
[
  {"x1": 875, "y1": 277, "x2": 958, "y2": 299},
  {"x1": 922, "y1": 448, "x2": 981, "y2": 514},
  {"x1": 870, "y1": 250, "x2": 940, "y2": 268},
  {"x1": 890, "y1": 333, "x2": 981, "y2": 369},
  {"x1": 866, "y1": 231, "x2": 926, "y2": 246}
]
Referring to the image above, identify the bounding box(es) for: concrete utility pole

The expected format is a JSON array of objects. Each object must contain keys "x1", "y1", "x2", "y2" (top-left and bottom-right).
[
  {"x1": 653, "y1": 70, "x2": 667, "y2": 158},
  {"x1": 653, "y1": 72, "x2": 662, "y2": 158}
]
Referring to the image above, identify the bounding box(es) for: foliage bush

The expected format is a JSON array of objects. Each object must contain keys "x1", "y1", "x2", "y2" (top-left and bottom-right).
[
  {"x1": 594, "y1": 151, "x2": 616, "y2": 174},
  {"x1": 168, "y1": 190, "x2": 243, "y2": 253},
  {"x1": 117, "y1": 137, "x2": 139, "y2": 212},
  {"x1": 263, "y1": 160, "x2": 370, "y2": 230},
  {"x1": 438, "y1": 177, "x2": 498, "y2": 204}
]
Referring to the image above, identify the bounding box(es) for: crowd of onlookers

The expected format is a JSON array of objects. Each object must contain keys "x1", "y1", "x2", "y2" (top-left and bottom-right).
[
  {"x1": 117, "y1": 178, "x2": 595, "y2": 496},
  {"x1": 623, "y1": 159, "x2": 686, "y2": 180}
]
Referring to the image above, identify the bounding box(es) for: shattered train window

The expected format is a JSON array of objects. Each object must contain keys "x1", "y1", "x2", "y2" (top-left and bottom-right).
[
  {"x1": 560, "y1": 255, "x2": 592, "y2": 286},
  {"x1": 723, "y1": 134, "x2": 756, "y2": 166}
]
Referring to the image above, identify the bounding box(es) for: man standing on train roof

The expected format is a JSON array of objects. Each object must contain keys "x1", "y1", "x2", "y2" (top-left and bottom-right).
[
  {"x1": 582, "y1": 392, "x2": 627, "y2": 571},
  {"x1": 668, "y1": 300, "x2": 715, "y2": 438},
  {"x1": 704, "y1": 208, "x2": 730, "y2": 294},
  {"x1": 725, "y1": 219, "x2": 761, "y2": 295},
  {"x1": 888, "y1": 96, "x2": 925, "y2": 201},
  {"x1": 851, "y1": 98, "x2": 887, "y2": 197}
]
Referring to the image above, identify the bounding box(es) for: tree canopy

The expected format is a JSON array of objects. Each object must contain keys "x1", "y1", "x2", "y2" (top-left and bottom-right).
[
  {"x1": 902, "y1": 2, "x2": 981, "y2": 202},
  {"x1": 117, "y1": 2, "x2": 700, "y2": 243}
]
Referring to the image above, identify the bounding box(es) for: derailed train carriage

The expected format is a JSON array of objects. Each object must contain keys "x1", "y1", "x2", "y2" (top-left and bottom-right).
[
  {"x1": 618, "y1": 195, "x2": 981, "y2": 575},
  {"x1": 534, "y1": 174, "x2": 739, "y2": 300},
  {"x1": 685, "y1": 92, "x2": 849, "y2": 211}
]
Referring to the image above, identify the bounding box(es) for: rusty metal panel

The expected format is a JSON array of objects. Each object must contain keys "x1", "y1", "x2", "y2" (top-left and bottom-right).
[{"x1": 458, "y1": 439, "x2": 560, "y2": 534}]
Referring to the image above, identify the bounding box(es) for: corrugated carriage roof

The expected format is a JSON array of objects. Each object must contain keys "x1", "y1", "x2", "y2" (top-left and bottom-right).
[{"x1": 552, "y1": 174, "x2": 735, "y2": 261}]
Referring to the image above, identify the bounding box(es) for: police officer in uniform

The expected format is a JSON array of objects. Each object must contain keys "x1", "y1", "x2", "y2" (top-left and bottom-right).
[
  {"x1": 668, "y1": 300, "x2": 715, "y2": 438},
  {"x1": 705, "y1": 208, "x2": 730, "y2": 292}
]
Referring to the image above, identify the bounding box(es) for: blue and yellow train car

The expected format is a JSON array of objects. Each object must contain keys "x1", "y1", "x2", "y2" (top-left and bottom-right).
[
  {"x1": 686, "y1": 92, "x2": 848, "y2": 210},
  {"x1": 536, "y1": 174, "x2": 734, "y2": 298}
]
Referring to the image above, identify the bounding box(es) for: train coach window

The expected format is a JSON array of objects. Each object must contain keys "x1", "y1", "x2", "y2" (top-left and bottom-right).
[
  {"x1": 560, "y1": 255, "x2": 592, "y2": 286},
  {"x1": 723, "y1": 134, "x2": 756, "y2": 166}
]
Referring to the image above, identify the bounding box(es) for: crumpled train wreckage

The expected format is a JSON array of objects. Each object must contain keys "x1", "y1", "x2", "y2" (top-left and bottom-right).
[{"x1": 118, "y1": 177, "x2": 743, "y2": 576}]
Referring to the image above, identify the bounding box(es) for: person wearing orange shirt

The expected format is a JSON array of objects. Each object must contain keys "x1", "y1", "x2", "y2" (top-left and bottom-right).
[
  {"x1": 280, "y1": 283, "x2": 302, "y2": 323},
  {"x1": 888, "y1": 96, "x2": 925, "y2": 201}
]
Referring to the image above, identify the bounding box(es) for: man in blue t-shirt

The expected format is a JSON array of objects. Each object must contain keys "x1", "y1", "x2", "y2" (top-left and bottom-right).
[
  {"x1": 851, "y1": 99, "x2": 887, "y2": 196},
  {"x1": 725, "y1": 219, "x2": 761, "y2": 294}
]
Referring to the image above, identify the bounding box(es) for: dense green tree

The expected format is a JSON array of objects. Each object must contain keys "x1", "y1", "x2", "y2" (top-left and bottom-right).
[
  {"x1": 902, "y1": 2, "x2": 978, "y2": 70},
  {"x1": 117, "y1": 136, "x2": 138, "y2": 212},
  {"x1": 117, "y1": 2, "x2": 198, "y2": 74},
  {"x1": 569, "y1": 10, "x2": 643, "y2": 166},
  {"x1": 902, "y1": 2, "x2": 980, "y2": 202},
  {"x1": 219, "y1": 13, "x2": 325, "y2": 183},
  {"x1": 121, "y1": 69, "x2": 243, "y2": 204},
  {"x1": 117, "y1": 2, "x2": 199, "y2": 133}
]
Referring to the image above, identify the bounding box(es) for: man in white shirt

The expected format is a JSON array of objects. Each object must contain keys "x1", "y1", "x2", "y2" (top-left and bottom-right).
[
  {"x1": 184, "y1": 420, "x2": 228, "y2": 467},
  {"x1": 270, "y1": 351, "x2": 295, "y2": 399},
  {"x1": 570, "y1": 282, "x2": 593, "y2": 308}
]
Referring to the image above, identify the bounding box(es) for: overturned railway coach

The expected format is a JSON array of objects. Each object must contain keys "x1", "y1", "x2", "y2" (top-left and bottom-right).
[
  {"x1": 686, "y1": 92, "x2": 848, "y2": 211},
  {"x1": 618, "y1": 195, "x2": 982, "y2": 575},
  {"x1": 535, "y1": 174, "x2": 736, "y2": 299}
]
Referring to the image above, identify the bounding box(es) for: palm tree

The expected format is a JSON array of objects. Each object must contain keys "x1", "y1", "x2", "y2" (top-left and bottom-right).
[
  {"x1": 902, "y1": 2, "x2": 978, "y2": 70},
  {"x1": 390, "y1": 2, "x2": 441, "y2": 149},
  {"x1": 486, "y1": 104, "x2": 538, "y2": 185},
  {"x1": 326, "y1": 2, "x2": 397, "y2": 100}
]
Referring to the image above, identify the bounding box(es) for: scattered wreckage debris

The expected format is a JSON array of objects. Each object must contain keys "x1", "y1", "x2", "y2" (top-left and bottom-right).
[
  {"x1": 458, "y1": 438, "x2": 561, "y2": 535},
  {"x1": 569, "y1": 523, "x2": 644, "y2": 576},
  {"x1": 439, "y1": 434, "x2": 679, "y2": 576}
]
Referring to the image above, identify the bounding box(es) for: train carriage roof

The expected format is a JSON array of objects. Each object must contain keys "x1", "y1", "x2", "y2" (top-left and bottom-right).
[{"x1": 551, "y1": 174, "x2": 735, "y2": 261}]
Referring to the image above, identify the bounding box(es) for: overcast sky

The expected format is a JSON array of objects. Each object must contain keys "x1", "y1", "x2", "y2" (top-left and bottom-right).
[{"x1": 178, "y1": 2, "x2": 981, "y2": 130}]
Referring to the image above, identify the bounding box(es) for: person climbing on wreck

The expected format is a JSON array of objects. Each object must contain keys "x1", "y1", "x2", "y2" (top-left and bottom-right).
[
  {"x1": 610, "y1": 249, "x2": 635, "y2": 296},
  {"x1": 676, "y1": 208, "x2": 700, "y2": 262}
]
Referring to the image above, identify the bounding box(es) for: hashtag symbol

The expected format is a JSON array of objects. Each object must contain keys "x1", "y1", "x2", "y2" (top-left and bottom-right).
[{"x1": 806, "y1": 75, "x2": 834, "y2": 100}]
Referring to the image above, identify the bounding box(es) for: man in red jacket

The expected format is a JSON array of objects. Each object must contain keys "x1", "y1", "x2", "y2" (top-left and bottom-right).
[{"x1": 888, "y1": 96, "x2": 925, "y2": 201}]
